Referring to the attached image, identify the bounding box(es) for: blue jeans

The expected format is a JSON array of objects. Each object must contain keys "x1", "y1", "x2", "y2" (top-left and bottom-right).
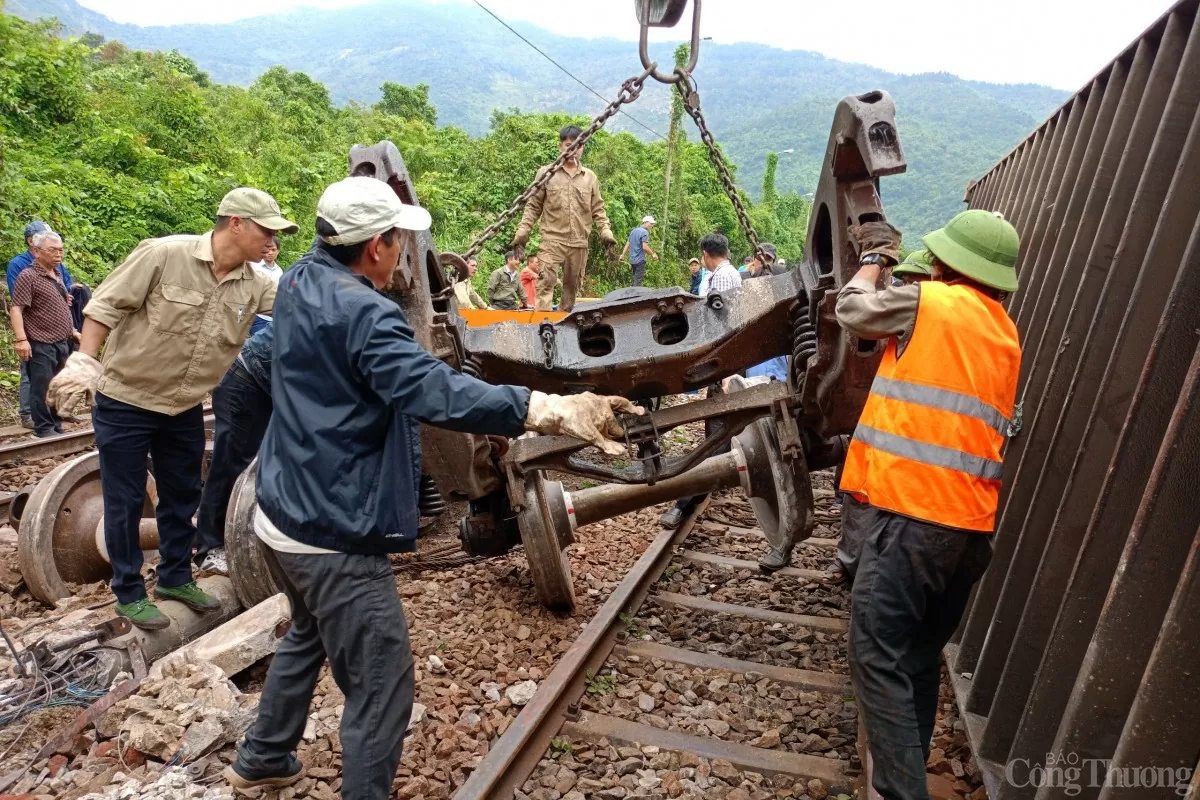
[
  {"x1": 849, "y1": 508, "x2": 992, "y2": 800},
  {"x1": 194, "y1": 365, "x2": 272, "y2": 557},
  {"x1": 92, "y1": 393, "x2": 205, "y2": 604}
]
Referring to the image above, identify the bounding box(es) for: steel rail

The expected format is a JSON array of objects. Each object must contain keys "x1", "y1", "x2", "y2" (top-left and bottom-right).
[
  {"x1": 0, "y1": 410, "x2": 216, "y2": 468},
  {"x1": 453, "y1": 498, "x2": 711, "y2": 800}
]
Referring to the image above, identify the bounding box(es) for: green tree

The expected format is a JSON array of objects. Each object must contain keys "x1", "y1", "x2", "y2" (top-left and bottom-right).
[
  {"x1": 375, "y1": 82, "x2": 437, "y2": 126},
  {"x1": 762, "y1": 152, "x2": 779, "y2": 206}
]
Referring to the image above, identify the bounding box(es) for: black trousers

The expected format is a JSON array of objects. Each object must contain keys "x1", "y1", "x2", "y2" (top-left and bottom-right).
[
  {"x1": 630, "y1": 260, "x2": 647, "y2": 287},
  {"x1": 195, "y1": 366, "x2": 272, "y2": 557},
  {"x1": 92, "y1": 393, "x2": 205, "y2": 604},
  {"x1": 237, "y1": 547, "x2": 415, "y2": 799},
  {"x1": 835, "y1": 493, "x2": 871, "y2": 577},
  {"x1": 27, "y1": 339, "x2": 70, "y2": 436},
  {"x1": 849, "y1": 507, "x2": 992, "y2": 800}
]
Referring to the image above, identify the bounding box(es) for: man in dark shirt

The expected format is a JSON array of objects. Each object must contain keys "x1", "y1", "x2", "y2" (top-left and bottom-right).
[
  {"x1": 10, "y1": 231, "x2": 77, "y2": 438},
  {"x1": 226, "y1": 177, "x2": 639, "y2": 796},
  {"x1": 193, "y1": 323, "x2": 275, "y2": 574},
  {"x1": 488, "y1": 250, "x2": 526, "y2": 310},
  {"x1": 7, "y1": 221, "x2": 75, "y2": 428}
]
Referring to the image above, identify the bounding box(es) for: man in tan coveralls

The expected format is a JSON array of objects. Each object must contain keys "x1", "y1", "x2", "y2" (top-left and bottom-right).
[{"x1": 511, "y1": 125, "x2": 617, "y2": 312}]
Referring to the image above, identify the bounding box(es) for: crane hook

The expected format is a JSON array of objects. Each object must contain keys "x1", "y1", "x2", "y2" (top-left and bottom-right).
[{"x1": 637, "y1": 0, "x2": 702, "y2": 84}]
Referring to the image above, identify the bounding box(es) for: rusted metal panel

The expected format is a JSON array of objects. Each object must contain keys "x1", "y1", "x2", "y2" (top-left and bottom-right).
[
  {"x1": 955, "y1": 5, "x2": 1200, "y2": 678},
  {"x1": 969, "y1": 42, "x2": 1153, "y2": 755},
  {"x1": 1010, "y1": 94, "x2": 1087, "y2": 335},
  {"x1": 962, "y1": 59, "x2": 1129, "y2": 719},
  {"x1": 993, "y1": 141, "x2": 1028, "y2": 219},
  {"x1": 1004, "y1": 125, "x2": 1048, "y2": 236},
  {"x1": 1009, "y1": 108, "x2": 1068, "y2": 271},
  {"x1": 946, "y1": 1, "x2": 1200, "y2": 792},
  {"x1": 1003, "y1": 21, "x2": 1200, "y2": 777},
  {"x1": 1096, "y1": 521, "x2": 1200, "y2": 799},
  {"x1": 1029, "y1": 154, "x2": 1200, "y2": 800}
]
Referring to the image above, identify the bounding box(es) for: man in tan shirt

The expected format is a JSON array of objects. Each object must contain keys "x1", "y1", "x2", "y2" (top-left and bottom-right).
[
  {"x1": 48, "y1": 188, "x2": 297, "y2": 629},
  {"x1": 511, "y1": 125, "x2": 617, "y2": 312}
]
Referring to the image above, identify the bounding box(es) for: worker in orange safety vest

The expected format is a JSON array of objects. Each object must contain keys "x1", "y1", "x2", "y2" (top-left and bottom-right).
[{"x1": 835, "y1": 210, "x2": 1022, "y2": 800}]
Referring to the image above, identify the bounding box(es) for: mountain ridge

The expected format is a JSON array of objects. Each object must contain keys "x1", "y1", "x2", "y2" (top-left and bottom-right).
[{"x1": 8, "y1": 0, "x2": 1069, "y2": 237}]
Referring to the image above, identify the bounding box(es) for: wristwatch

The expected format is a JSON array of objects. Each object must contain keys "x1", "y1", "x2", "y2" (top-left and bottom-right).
[{"x1": 860, "y1": 253, "x2": 892, "y2": 267}]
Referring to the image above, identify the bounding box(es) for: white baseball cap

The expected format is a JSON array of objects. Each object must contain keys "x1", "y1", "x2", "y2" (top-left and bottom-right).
[
  {"x1": 317, "y1": 177, "x2": 432, "y2": 245},
  {"x1": 642, "y1": 215, "x2": 656, "y2": 225}
]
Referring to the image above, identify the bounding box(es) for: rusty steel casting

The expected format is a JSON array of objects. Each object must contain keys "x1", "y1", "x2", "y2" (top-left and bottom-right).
[
  {"x1": 505, "y1": 376, "x2": 815, "y2": 612},
  {"x1": 937, "y1": 2, "x2": 1200, "y2": 797},
  {"x1": 18, "y1": 453, "x2": 160, "y2": 605},
  {"x1": 334, "y1": 85, "x2": 905, "y2": 610}
]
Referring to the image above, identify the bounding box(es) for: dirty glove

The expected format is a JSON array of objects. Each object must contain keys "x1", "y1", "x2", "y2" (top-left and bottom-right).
[
  {"x1": 850, "y1": 221, "x2": 902, "y2": 265},
  {"x1": 524, "y1": 390, "x2": 644, "y2": 456},
  {"x1": 47, "y1": 352, "x2": 103, "y2": 414},
  {"x1": 599, "y1": 229, "x2": 618, "y2": 248},
  {"x1": 510, "y1": 229, "x2": 530, "y2": 249}
]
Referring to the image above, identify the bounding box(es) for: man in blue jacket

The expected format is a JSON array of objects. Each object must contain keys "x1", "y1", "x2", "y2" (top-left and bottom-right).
[
  {"x1": 226, "y1": 177, "x2": 639, "y2": 796},
  {"x1": 193, "y1": 322, "x2": 275, "y2": 574},
  {"x1": 8, "y1": 221, "x2": 74, "y2": 428}
]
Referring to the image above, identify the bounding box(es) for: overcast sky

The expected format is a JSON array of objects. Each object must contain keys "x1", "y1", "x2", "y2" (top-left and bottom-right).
[{"x1": 77, "y1": 0, "x2": 1173, "y2": 90}]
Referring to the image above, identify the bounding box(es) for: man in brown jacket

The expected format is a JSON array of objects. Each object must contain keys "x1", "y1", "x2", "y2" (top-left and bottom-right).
[{"x1": 511, "y1": 125, "x2": 616, "y2": 312}]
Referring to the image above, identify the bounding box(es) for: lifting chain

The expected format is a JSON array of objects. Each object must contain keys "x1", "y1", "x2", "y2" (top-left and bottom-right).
[
  {"x1": 674, "y1": 70, "x2": 766, "y2": 261},
  {"x1": 462, "y1": 67, "x2": 655, "y2": 260}
]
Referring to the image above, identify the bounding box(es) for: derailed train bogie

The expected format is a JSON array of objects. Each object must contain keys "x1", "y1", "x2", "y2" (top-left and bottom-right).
[{"x1": 19, "y1": 93, "x2": 904, "y2": 613}]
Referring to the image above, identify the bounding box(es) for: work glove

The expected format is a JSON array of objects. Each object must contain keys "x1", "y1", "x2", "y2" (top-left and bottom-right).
[
  {"x1": 524, "y1": 390, "x2": 644, "y2": 456},
  {"x1": 599, "y1": 229, "x2": 618, "y2": 248},
  {"x1": 850, "y1": 221, "x2": 902, "y2": 264},
  {"x1": 510, "y1": 229, "x2": 530, "y2": 249},
  {"x1": 47, "y1": 352, "x2": 103, "y2": 414}
]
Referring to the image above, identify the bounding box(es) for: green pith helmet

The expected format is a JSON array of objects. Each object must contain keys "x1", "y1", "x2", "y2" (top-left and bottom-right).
[
  {"x1": 893, "y1": 248, "x2": 934, "y2": 278},
  {"x1": 923, "y1": 210, "x2": 1020, "y2": 292}
]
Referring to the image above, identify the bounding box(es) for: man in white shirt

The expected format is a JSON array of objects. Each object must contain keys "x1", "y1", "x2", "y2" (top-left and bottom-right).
[
  {"x1": 702, "y1": 233, "x2": 742, "y2": 295},
  {"x1": 249, "y1": 236, "x2": 282, "y2": 334}
]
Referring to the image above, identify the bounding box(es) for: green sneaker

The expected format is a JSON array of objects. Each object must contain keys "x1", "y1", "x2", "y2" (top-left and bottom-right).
[
  {"x1": 117, "y1": 598, "x2": 170, "y2": 631},
  {"x1": 154, "y1": 581, "x2": 222, "y2": 612}
]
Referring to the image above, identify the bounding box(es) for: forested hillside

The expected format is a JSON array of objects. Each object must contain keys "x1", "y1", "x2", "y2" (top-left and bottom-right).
[
  {"x1": 10, "y1": 0, "x2": 1069, "y2": 238},
  {"x1": 0, "y1": 10, "x2": 808, "y2": 304}
]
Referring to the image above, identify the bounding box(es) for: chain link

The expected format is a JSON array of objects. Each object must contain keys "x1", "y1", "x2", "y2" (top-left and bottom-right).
[
  {"x1": 463, "y1": 68, "x2": 655, "y2": 260},
  {"x1": 675, "y1": 71, "x2": 765, "y2": 260}
]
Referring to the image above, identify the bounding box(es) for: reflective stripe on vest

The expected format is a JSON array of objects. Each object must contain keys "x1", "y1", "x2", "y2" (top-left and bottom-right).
[
  {"x1": 853, "y1": 424, "x2": 1004, "y2": 481},
  {"x1": 838, "y1": 281, "x2": 1021, "y2": 532},
  {"x1": 868, "y1": 375, "x2": 1013, "y2": 437}
]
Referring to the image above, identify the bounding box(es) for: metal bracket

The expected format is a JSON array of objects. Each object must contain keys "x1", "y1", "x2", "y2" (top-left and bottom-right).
[
  {"x1": 620, "y1": 410, "x2": 663, "y2": 485},
  {"x1": 772, "y1": 397, "x2": 803, "y2": 461},
  {"x1": 503, "y1": 382, "x2": 790, "y2": 485}
]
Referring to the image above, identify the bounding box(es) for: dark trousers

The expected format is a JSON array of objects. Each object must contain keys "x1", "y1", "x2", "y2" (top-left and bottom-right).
[
  {"x1": 27, "y1": 339, "x2": 70, "y2": 436},
  {"x1": 92, "y1": 393, "x2": 205, "y2": 604},
  {"x1": 195, "y1": 366, "x2": 272, "y2": 557},
  {"x1": 630, "y1": 260, "x2": 647, "y2": 287},
  {"x1": 835, "y1": 493, "x2": 870, "y2": 577},
  {"x1": 238, "y1": 547, "x2": 415, "y2": 799},
  {"x1": 18, "y1": 360, "x2": 30, "y2": 419},
  {"x1": 849, "y1": 508, "x2": 992, "y2": 800}
]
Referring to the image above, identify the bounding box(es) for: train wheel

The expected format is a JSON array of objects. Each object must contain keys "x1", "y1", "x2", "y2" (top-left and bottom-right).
[
  {"x1": 516, "y1": 472, "x2": 577, "y2": 612},
  {"x1": 225, "y1": 459, "x2": 281, "y2": 608}
]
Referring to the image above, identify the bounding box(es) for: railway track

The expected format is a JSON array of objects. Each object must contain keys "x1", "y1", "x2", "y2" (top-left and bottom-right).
[
  {"x1": 0, "y1": 411, "x2": 217, "y2": 523},
  {"x1": 456, "y1": 484, "x2": 861, "y2": 800}
]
